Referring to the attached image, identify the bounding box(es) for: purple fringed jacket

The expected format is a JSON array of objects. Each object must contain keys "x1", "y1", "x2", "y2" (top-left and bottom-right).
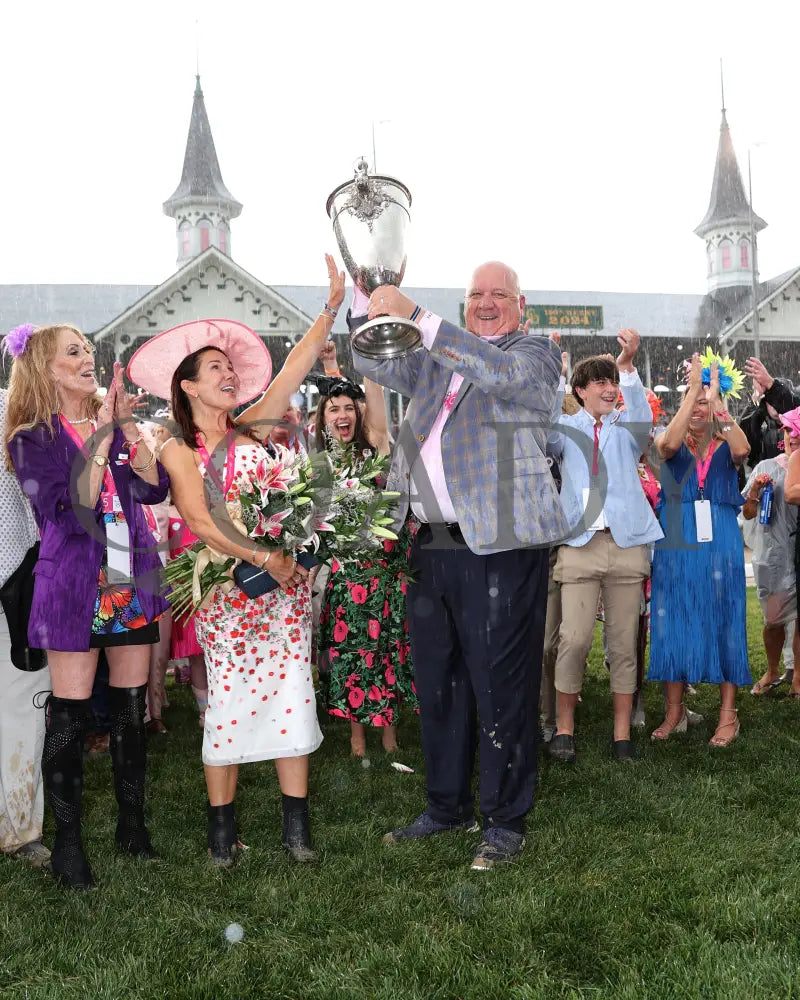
[{"x1": 9, "y1": 417, "x2": 169, "y2": 652}]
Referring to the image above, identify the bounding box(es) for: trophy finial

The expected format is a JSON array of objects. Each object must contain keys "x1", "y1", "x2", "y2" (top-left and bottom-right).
[{"x1": 355, "y1": 158, "x2": 371, "y2": 193}]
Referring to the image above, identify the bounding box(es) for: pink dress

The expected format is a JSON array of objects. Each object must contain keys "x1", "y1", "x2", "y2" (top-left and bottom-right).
[
  {"x1": 193, "y1": 442, "x2": 323, "y2": 766},
  {"x1": 168, "y1": 518, "x2": 204, "y2": 659}
]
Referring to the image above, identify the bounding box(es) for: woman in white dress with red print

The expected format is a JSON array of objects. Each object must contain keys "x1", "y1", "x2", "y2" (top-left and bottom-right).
[
  {"x1": 195, "y1": 441, "x2": 319, "y2": 765},
  {"x1": 128, "y1": 255, "x2": 345, "y2": 866}
]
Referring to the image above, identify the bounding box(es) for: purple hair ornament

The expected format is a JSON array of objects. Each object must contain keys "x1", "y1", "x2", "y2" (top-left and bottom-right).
[{"x1": 2, "y1": 323, "x2": 36, "y2": 358}]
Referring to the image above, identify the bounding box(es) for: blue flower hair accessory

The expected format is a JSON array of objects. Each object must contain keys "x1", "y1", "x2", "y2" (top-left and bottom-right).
[{"x1": 682, "y1": 347, "x2": 744, "y2": 399}]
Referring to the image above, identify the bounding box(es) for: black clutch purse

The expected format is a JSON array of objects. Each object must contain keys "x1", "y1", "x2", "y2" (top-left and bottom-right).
[
  {"x1": 233, "y1": 550, "x2": 320, "y2": 599},
  {"x1": 0, "y1": 543, "x2": 47, "y2": 672}
]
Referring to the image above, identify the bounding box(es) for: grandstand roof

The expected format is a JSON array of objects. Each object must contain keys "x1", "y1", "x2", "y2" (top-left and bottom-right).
[{"x1": 5, "y1": 276, "x2": 796, "y2": 347}]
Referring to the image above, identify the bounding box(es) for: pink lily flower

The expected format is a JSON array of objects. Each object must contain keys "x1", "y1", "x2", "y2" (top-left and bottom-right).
[{"x1": 252, "y1": 507, "x2": 292, "y2": 539}]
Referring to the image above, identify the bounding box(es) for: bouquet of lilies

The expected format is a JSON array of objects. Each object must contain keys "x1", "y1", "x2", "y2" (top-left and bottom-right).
[
  {"x1": 312, "y1": 438, "x2": 400, "y2": 563},
  {"x1": 164, "y1": 439, "x2": 400, "y2": 617},
  {"x1": 164, "y1": 444, "x2": 319, "y2": 618}
]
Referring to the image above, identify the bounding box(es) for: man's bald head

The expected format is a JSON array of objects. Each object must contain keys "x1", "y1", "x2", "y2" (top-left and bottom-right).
[{"x1": 464, "y1": 261, "x2": 524, "y2": 338}]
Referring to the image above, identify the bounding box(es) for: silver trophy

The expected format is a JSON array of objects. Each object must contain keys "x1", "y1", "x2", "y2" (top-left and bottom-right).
[{"x1": 326, "y1": 159, "x2": 421, "y2": 359}]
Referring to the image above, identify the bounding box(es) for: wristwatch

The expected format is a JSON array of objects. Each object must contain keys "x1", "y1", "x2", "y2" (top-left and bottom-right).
[{"x1": 92, "y1": 454, "x2": 109, "y2": 467}]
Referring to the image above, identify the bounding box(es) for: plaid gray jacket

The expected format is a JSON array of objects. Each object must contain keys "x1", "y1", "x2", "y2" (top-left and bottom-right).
[{"x1": 352, "y1": 318, "x2": 569, "y2": 553}]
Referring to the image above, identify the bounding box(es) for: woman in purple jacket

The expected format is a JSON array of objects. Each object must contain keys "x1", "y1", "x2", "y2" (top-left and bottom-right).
[{"x1": 3, "y1": 322, "x2": 169, "y2": 890}]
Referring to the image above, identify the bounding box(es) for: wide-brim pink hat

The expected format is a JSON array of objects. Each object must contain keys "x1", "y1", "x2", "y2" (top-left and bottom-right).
[{"x1": 127, "y1": 319, "x2": 272, "y2": 403}]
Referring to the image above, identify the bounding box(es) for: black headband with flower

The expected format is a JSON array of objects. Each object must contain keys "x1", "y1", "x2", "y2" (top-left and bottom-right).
[{"x1": 307, "y1": 373, "x2": 365, "y2": 401}]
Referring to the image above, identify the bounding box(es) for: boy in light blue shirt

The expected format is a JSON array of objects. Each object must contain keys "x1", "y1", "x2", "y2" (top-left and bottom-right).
[{"x1": 547, "y1": 331, "x2": 663, "y2": 763}]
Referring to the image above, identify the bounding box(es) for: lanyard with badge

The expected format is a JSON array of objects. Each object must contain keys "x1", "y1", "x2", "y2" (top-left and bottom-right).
[
  {"x1": 195, "y1": 432, "x2": 237, "y2": 502},
  {"x1": 693, "y1": 441, "x2": 717, "y2": 543},
  {"x1": 60, "y1": 416, "x2": 132, "y2": 582}
]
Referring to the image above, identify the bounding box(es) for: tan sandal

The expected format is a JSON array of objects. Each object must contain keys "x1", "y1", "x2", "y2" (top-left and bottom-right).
[
  {"x1": 709, "y1": 708, "x2": 740, "y2": 747},
  {"x1": 750, "y1": 674, "x2": 782, "y2": 696},
  {"x1": 651, "y1": 703, "x2": 687, "y2": 742}
]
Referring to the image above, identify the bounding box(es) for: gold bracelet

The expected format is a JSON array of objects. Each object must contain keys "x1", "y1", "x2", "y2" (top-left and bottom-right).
[{"x1": 131, "y1": 453, "x2": 157, "y2": 474}]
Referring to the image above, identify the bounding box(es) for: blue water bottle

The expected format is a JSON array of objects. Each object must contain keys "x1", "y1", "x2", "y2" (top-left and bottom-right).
[{"x1": 759, "y1": 482, "x2": 774, "y2": 525}]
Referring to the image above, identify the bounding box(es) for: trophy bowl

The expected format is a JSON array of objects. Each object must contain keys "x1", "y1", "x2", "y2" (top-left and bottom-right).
[{"x1": 326, "y1": 159, "x2": 421, "y2": 360}]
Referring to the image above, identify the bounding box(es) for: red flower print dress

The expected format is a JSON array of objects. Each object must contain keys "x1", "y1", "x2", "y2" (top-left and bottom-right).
[
  {"x1": 193, "y1": 443, "x2": 323, "y2": 766},
  {"x1": 317, "y1": 525, "x2": 418, "y2": 727}
]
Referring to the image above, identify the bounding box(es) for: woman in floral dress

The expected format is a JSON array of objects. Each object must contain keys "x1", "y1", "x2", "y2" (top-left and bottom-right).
[
  {"x1": 130, "y1": 255, "x2": 344, "y2": 866},
  {"x1": 314, "y1": 344, "x2": 417, "y2": 757}
]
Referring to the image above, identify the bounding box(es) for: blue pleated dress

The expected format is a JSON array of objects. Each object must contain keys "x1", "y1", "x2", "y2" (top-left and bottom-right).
[{"x1": 647, "y1": 441, "x2": 751, "y2": 686}]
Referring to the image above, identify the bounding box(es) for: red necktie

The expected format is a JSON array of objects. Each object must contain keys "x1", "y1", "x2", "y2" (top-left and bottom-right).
[{"x1": 591, "y1": 421, "x2": 601, "y2": 476}]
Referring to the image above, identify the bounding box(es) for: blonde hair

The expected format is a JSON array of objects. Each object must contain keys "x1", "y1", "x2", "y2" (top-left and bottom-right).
[{"x1": 5, "y1": 324, "x2": 102, "y2": 467}]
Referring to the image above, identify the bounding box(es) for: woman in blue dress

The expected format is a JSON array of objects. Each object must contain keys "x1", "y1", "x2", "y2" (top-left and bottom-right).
[{"x1": 648, "y1": 353, "x2": 751, "y2": 746}]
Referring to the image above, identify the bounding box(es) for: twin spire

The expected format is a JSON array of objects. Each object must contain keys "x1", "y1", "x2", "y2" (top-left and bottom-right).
[
  {"x1": 694, "y1": 65, "x2": 766, "y2": 292},
  {"x1": 163, "y1": 76, "x2": 242, "y2": 266}
]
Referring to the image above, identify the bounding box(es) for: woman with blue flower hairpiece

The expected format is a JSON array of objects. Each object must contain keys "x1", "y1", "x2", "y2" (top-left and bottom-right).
[{"x1": 647, "y1": 351, "x2": 751, "y2": 747}]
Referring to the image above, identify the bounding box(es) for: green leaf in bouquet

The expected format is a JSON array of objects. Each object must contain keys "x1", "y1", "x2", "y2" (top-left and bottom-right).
[{"x1": 370, "y1": 525, "x2": 398, "y2": 539}]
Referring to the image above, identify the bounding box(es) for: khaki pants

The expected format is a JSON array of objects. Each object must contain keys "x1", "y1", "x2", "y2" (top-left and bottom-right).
[
  {"x1": 540, "y1": 548, "x2": 561, "y2": 730},
  {"x1": 553, "y1": 532, "x2": 649, "y2": 696}
]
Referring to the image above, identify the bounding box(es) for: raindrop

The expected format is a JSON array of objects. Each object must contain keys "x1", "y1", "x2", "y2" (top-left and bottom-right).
[
  {"x1": 361, "y1": 757, "x2": 371, "y2": 769},
  {"x1": 488, "y1": 586, "x2": 499, "y2": 598}
]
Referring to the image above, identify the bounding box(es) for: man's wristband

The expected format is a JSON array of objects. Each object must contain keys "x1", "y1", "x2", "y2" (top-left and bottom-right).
[{"x1": 410, "y1": 305, "x2": 422, "y2": 323}]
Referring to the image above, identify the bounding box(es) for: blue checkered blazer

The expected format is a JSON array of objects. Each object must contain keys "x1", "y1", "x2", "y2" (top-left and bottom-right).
[{"x1": 352, "y1": 317, "x2": 569, "y2": 553}]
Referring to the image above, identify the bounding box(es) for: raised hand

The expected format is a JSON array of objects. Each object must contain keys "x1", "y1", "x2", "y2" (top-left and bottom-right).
[
  {"x1": 326, "y1": 254, "x2": 346, "y2": 312},
  {"x1": 367, "y1": 286, "x2": 416, "y2": 320},
  {"x1": 616, "y1": 328, "x2": 640, "y2": 370},
  {"x1": 687, "y1": 353, "x2": 703, "y2": 396},
  {"x1": 96, "y1": 377, "x2": 117, "y2": 431},
  {"x1": 744, "y1": 357, "x2": 774, "y2": 391},
  {"x1": 707, "y1": 361, "x2": 722, "y2": 408},
  {"x1": 318, "y1": 339, "x2": 338, "y2": 368},
  {"x1": 112, "y1": 361, "x2": 148, "y2": 438}
]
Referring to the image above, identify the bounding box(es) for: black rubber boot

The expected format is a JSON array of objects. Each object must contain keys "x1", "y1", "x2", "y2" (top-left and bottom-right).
[
  {"x1": 207, "y1": 802, "x2": 237, "y2": 869},
  {"x1": 43, "y1": 696, "x2": 95, "y2": 890},
  {"x1": 108, "y1": 684, "x2": 155, "y2": 858},
  {"x1": 281, "y1": 795, "x2": 317, "y2": 863}
]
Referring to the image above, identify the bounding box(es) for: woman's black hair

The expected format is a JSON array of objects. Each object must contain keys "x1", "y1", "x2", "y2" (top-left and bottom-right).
[
  {"x1": 314, "y1": 389, "x2": 371, "y2": 454},
  {"x1": 170, "y1": 346, "x2": 237, "y2": 450}
]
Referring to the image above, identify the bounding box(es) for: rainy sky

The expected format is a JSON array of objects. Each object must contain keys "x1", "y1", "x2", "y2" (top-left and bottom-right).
[{"x1": 3, "y1": 0, "x2": 799, "y2": 293}]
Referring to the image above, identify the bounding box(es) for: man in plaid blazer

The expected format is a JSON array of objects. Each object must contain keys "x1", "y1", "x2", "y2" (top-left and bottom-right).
[{"x1": 350, "y1": 261, "x2": 566, "y2": 870}]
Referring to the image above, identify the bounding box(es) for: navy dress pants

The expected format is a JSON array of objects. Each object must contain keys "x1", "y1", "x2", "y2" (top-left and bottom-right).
[{"x1": 407, "y1": 527, "x2": 549, "y2": 833}]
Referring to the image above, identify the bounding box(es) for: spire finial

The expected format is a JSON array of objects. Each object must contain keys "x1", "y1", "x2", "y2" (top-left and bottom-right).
[
  {"x1": 195, "y1": 18, "x2": 200, "y2": 78},
  {"x1": 720, "y1": 58, "x2": 727, "y2": 123}
]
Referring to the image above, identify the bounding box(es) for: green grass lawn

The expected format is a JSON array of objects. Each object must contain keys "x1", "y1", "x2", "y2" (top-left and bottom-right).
[{"x1": 2, "y1": 591, "x2": 800, "y2": 1000}]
